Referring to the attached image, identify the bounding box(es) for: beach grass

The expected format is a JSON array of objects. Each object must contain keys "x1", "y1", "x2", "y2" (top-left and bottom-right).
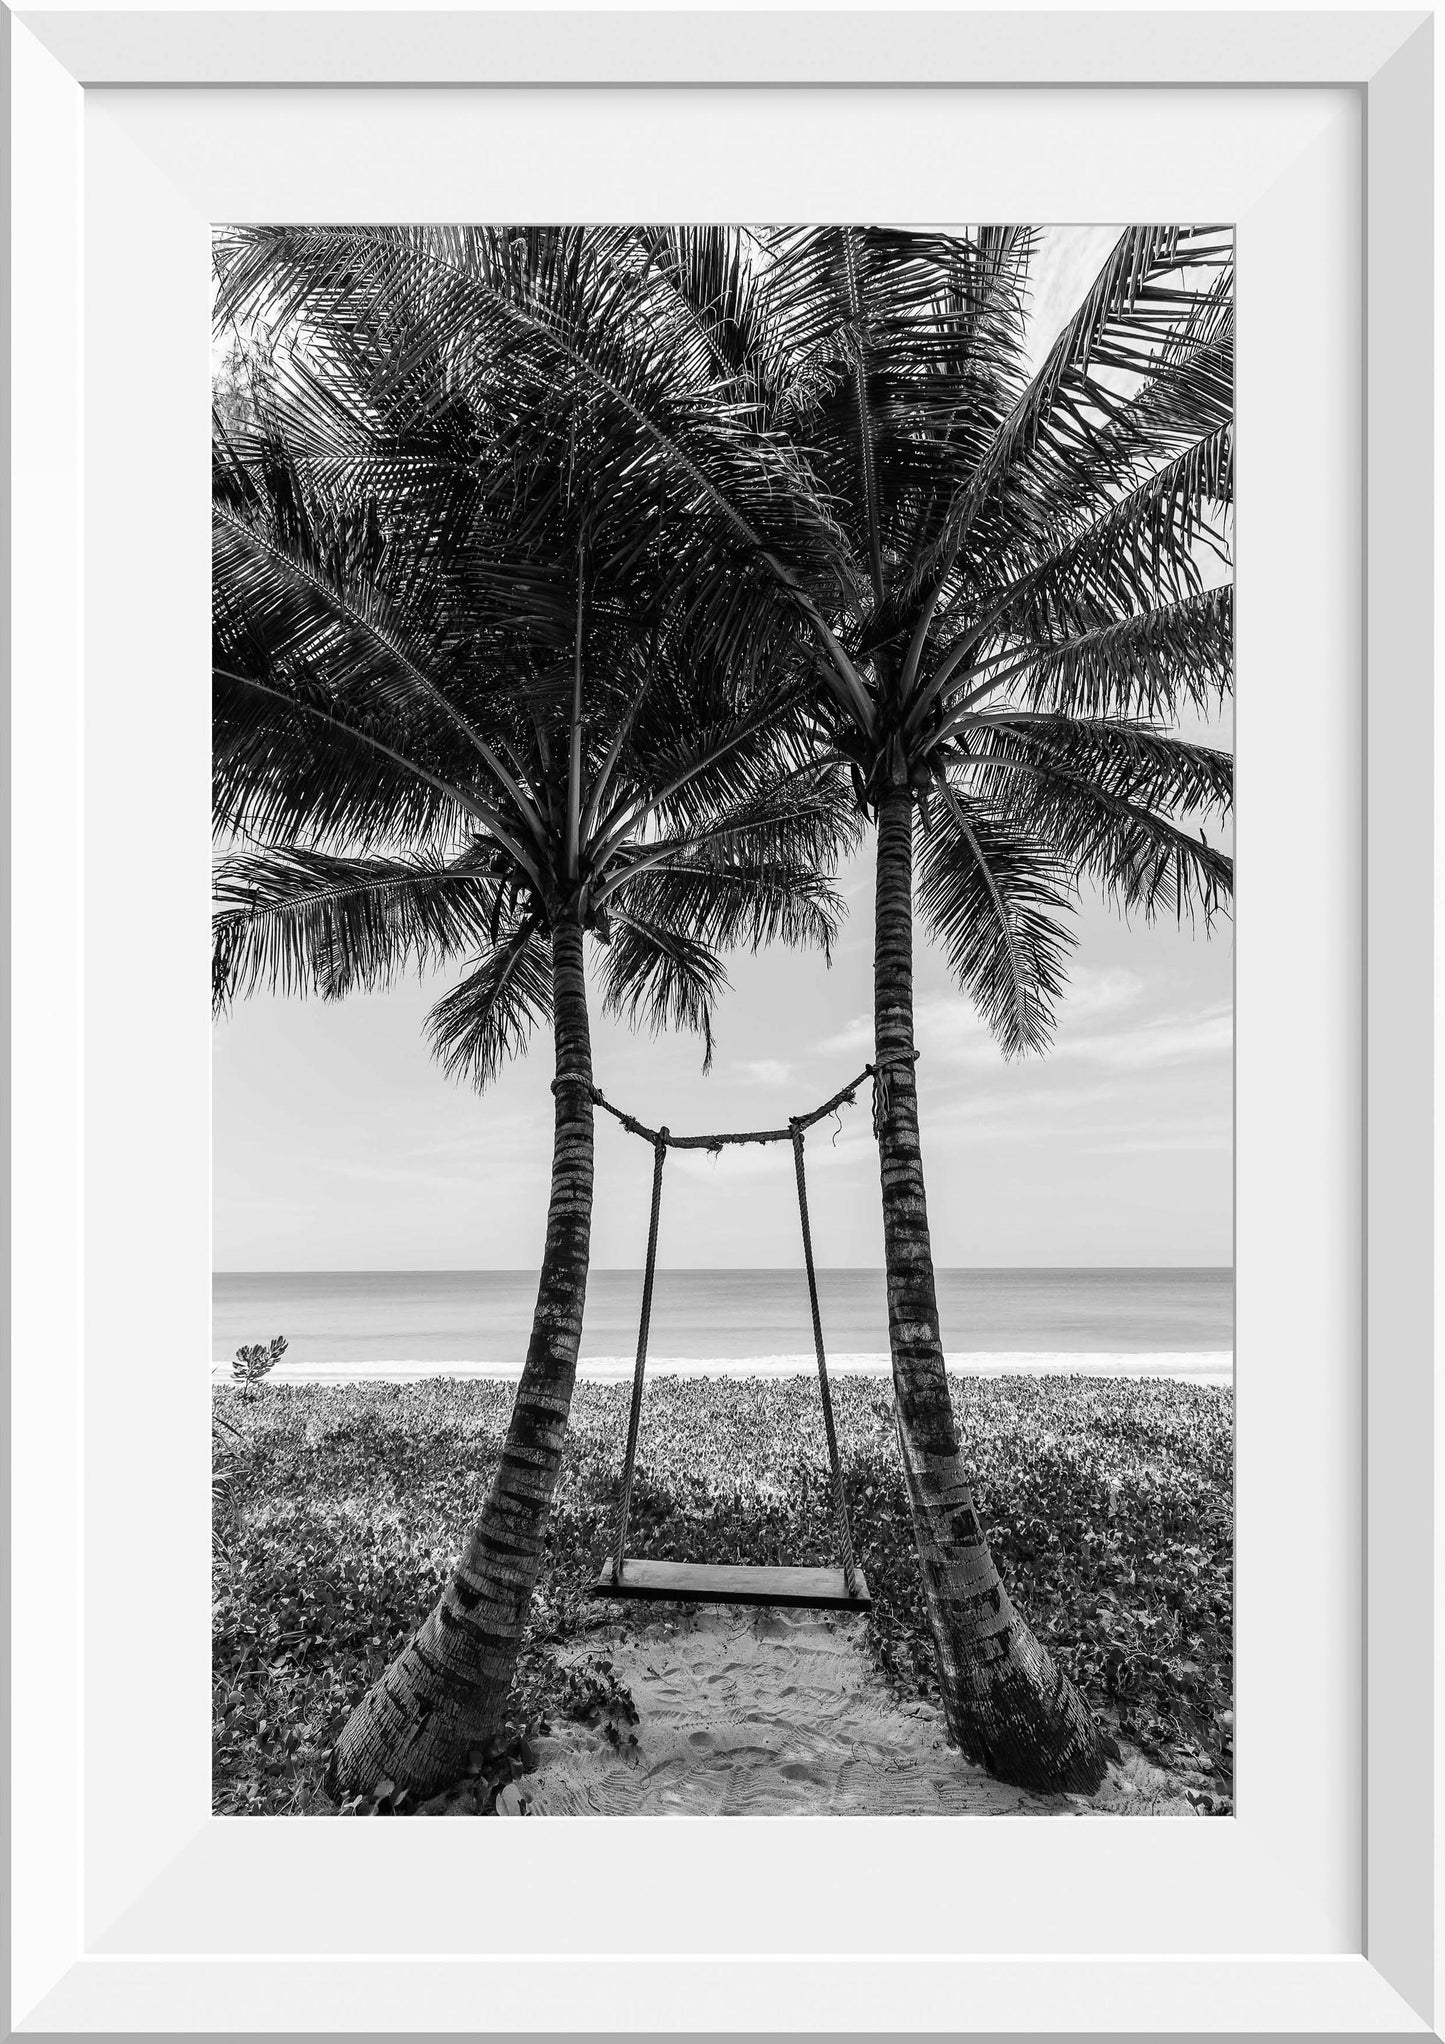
[{"x1": 213, "y1": 1372, "x2": 1233, "y2": 1816}]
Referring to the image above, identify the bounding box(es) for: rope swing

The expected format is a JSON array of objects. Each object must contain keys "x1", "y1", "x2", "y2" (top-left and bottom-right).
[{"x1": 583, "y1": 1054, "x2": 916, "y2": 1613}]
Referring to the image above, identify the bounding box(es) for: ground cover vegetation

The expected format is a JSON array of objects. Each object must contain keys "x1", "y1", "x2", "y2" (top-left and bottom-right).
[{"x1": 213, "y1": 1374, "x2": 1233, "y2": 1818}]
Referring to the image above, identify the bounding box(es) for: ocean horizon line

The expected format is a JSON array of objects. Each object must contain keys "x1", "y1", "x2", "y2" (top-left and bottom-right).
[{"x1": 214, "y1": 1268, "x2": 1233, "y2": 1365}]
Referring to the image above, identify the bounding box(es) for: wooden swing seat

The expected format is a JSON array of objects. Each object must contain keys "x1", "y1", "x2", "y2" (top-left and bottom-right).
[{"x1": 592, "y1": 1557, "x2": 871, "y2": 1611}]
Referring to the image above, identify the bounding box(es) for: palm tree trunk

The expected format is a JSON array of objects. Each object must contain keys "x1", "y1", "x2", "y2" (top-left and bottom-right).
[
  {"x1": 331, "y1": 918, "x2": 595, "y2": 1797},
  {"x1": 872, "y1": 778, "x2": 1106, "y2": 1794}
]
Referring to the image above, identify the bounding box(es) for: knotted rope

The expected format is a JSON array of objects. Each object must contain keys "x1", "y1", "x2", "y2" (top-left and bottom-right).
[
  {"x1": 556, "y1": 1050, "x2": 919, "y2": 1150},
  {"x1": 870, "y1": 1048, "x2": 920, "y2": 1139}
]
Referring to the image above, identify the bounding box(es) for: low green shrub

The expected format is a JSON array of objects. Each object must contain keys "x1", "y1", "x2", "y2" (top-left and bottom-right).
[{"x1": 212, "y1": 1373, "x2": 1232, "y2": 1815}]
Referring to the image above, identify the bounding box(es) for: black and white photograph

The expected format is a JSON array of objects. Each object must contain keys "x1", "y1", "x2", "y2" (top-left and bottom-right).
[{"x1": 211, "y1": 221, "x2": 1235, "y2": 1821}]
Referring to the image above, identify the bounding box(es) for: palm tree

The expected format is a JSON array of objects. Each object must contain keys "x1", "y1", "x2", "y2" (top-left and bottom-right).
[
  {"x1": 211, "y1": 235, "x2": 855, "y2": 1796},
  {"x1": 646, "y1": 224, "x2": 1235, "y2": 1791}
]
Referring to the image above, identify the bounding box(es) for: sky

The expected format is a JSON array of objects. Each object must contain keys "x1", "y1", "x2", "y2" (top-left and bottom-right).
[{"x1": 213, "y1": 226, "x2": 1234, "y2": 1274}]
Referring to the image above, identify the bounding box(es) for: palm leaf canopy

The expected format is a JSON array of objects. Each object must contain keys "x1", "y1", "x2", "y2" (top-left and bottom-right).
[
  {"x1": 213, "y1": 227, "x2": 860, "y2": 1084},
  {"x1": 514, "y1": 222, "x2": 1236, "y2": 1057},
  {"x1": 743, "y1": 223, "x2": 1235, "y2": 1056},
  {"x1": 214, "y1": 220, "x2": 1233, "y2": 1066}
]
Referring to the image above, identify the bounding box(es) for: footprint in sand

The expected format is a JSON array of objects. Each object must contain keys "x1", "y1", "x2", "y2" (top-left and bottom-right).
[{"x1": 534, "y1": 1612, "x2": 1198, "y2": 1817}]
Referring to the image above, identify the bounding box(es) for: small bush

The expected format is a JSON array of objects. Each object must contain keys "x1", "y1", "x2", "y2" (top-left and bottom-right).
[{"x1": 232, "y1": 1335, "x2": 288, "y2": 1393}]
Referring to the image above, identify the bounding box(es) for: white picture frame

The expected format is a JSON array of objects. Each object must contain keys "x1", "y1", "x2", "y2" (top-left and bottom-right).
[{"x1": 4, "y1": 6, "x2": 1434, "y2": 2035}]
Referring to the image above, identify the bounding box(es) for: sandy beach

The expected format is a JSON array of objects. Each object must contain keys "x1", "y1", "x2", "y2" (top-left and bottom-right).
[
  {"x1": 211, "y1": 1351, "x2": 1233, "y2": 1385},
  {"x1": 523, "y1": 1602, "x2": 1199, "y2": 1818}
]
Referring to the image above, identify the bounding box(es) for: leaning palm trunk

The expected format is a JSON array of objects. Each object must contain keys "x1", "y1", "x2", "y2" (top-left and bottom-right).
[
  {"x1": 873, "y1": 782, "x2": 1106, "y2": 1794},
  {"x1": 332, "y1": 921, "x2": 595, "y2": 1797}
]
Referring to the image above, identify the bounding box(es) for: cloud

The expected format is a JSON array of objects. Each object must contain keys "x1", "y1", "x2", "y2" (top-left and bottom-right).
[
  {"x1": 816, "y1": 999, "x2": 1000, "y2": 1069},
  {"x1": 815, "y1": 1011, "x2": 874, "y2": 1062},
  {"x1": 1053, "y1": 965, "x2": 1146, "y2": 1024},
  {"x1": 1060, "y1": 1007, "x2": 1232, "y2": 1072},
  {"x1": 309, "y1": 1151, "x2": 547, "y2": 1194},
  {"x1": 668, "y1": 1144, "x2": 787, "y2": 1185},
  {"x1": 733, "y1": 1058, "x2": 793, "y2": 1088},
  {"x1": 912, "y1": 979, "x2": 1228, "y2": 1078},
  {"x1": 923, "y1": 1055, "x2": 1232, "y2": 1145},
  {"x1": 1080, "y1": 1118, "x2": 1232, "y2": 1157}
]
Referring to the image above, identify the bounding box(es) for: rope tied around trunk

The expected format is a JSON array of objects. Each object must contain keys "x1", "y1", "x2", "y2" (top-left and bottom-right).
[{"x1": 870, "y1": 1048, "x2": 919, "y2": 1140}]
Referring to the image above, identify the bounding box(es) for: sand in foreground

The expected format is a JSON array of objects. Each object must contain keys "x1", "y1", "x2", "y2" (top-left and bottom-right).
[{"x1": 527, "y1": 1604, "x2": 1198, "y2": 1818}]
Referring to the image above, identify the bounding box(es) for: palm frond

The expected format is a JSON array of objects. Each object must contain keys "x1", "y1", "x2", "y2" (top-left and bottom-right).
[
  {"x1": 919, "y1": 425, "x2": 1232, "y2": 724},
  {"x1": 627, "y1": 225, "x2": 781, "y2": 411},
  {"x1": 212, "y1": 847, "x2": 500, "y2": 1009},
  {"x1": 957, "y1": 713, "x2": 1234, "y2": 822},
  {"x1": 916, "y1": 788, "x2": 1077, "y2": 1056},
  {"x1": 951, "y1": 734, "x2": 1234, "y2": 925},
  {"x1": 760, "y1": 226, "x2": 1030, "y2": 625},
  {"x1": 991, "y1": 274, "x2": 1235, "y2": 553},
  {"x1": 212, "y1": 662, "x2": 518, "y2": 865},
  {"x1": 216, "y1": 224, "x2": 852, "y2": 692},
  {"x1": 426, "y1": 924, "x2": 554, "y2": 1090},
  {"x1": 607, "y1": 840, "x2": 844, "y2": 959},
  {"x1": 905, "y1": 223, "x2": 1233, "y2": 604},
  {"x1": 600, "y1": 916, "x2": 728, "y2": 1072},
  {"x1": 975, "y1": 586, "x2": 1233, "y2": 721},
  {"x1": 596, "y1": 760, "x2": 860, "y2": 919}
]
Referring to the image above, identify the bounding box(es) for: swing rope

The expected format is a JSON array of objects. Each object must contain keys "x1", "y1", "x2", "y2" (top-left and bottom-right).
[
  {"x1": 612, "y1": 1129, "x2": 667, "y2": 1583},
  {"x1": 790, "y1": 1123, "x2": 858, "y2": 1596},
  {"x1": 568, "y1": 1054, "x2": 919, "y2": 1599}
]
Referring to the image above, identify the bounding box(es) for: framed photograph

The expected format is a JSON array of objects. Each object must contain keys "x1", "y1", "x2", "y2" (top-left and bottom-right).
[{"x1": 7, "y1": 6, "x2": 1433, "y2": 2035}]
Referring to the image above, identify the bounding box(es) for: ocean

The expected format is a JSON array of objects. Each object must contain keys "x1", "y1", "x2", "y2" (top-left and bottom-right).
[{"x1": 212, "y1": 1266, "x2": 1233, "y2": 1383}]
